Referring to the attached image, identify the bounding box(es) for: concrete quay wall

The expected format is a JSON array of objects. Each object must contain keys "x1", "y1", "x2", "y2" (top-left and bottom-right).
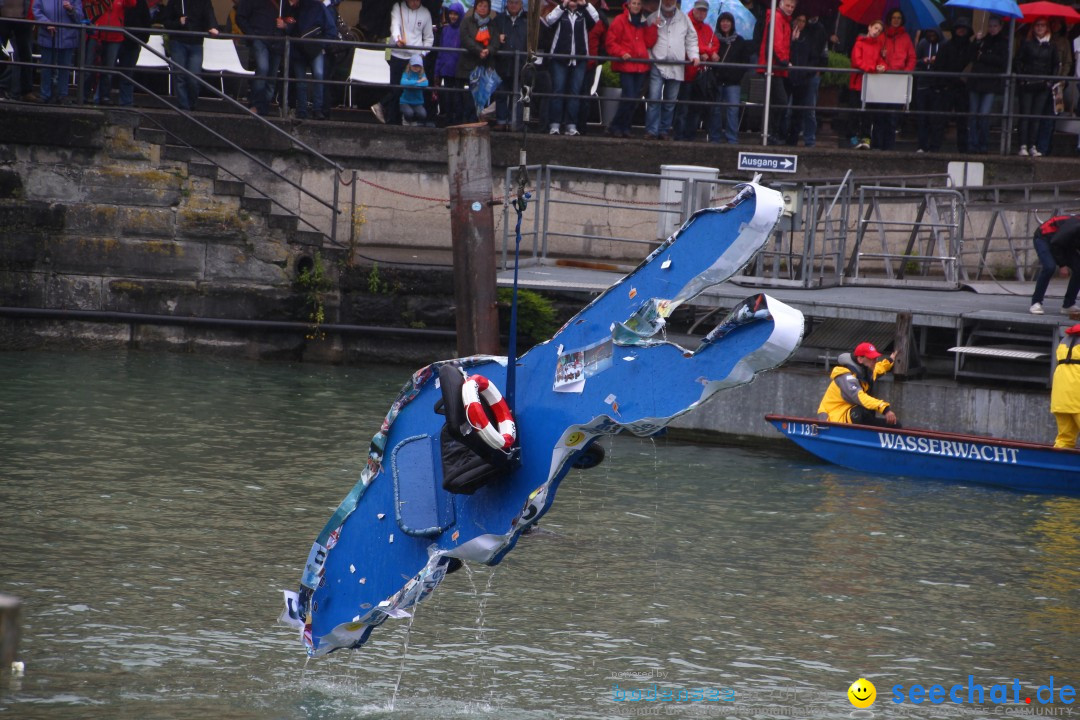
[
  {"x1": 0, "y1": 106, "x2": 1063, "y2": 446},
  {"x1": 121, "y1": 109, "x2": 1080, "y2": 266},
  {"x1": 672, "y1": 365, "x2": 1055, "y2": 446}
]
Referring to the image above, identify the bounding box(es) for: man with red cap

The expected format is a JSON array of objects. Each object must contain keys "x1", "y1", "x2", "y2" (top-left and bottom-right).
[
  {"x1": 817, "y1": 341, "x2": 899, "y2": 426},
  {"x1": 1051, "y1": 324, "x2": 1080, "y2": 447}
]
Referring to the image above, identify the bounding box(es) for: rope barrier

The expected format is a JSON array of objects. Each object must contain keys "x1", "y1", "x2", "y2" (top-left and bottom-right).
[{"x1": 348, "y1": 174, "x2": 684, "y2": 207}]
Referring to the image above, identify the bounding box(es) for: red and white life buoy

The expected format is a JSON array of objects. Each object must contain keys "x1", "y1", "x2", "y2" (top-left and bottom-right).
[{"x1": 461, "y1": 374, "x2": 517, "y2": 451}]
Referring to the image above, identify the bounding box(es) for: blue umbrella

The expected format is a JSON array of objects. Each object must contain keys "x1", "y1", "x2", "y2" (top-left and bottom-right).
[
  {"x1": 679, "y1": 0, "x2": 756, "y2": 39},
  {"x1": 943, "y1": 0, "x2": 1023, "y2": 18},
  {"x1": 719, "y1": 0, "x2": 757, "y2": 38}
]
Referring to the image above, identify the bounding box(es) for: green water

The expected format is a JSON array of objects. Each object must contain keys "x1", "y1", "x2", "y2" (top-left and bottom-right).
[{"x1": 1, "y1": 351, "x2": 1077, "y2": 719}]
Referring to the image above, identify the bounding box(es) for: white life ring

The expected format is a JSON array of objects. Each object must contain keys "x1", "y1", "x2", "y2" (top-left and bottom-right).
[{"x1": 461, "y1": 374, "x2": 517, "y2": 451}]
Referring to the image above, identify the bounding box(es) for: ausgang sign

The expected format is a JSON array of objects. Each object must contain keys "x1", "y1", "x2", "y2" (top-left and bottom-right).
[{"x1": 737, "y1": 152, "x2": 798, "y2": 173}]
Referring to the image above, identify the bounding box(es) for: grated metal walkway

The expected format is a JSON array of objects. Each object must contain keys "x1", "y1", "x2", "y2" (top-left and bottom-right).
[{"x1": 496, "y1": 261, "x2": 1070, "y2": 330}]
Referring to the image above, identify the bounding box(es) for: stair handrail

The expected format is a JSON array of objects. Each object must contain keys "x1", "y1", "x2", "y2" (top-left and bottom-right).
[
  {"x1": 128, "y1": 107, "x2": 340, "y2": 245},
  {"x1": 40, "y1": 18, "x2": 347, "y2": 245}
]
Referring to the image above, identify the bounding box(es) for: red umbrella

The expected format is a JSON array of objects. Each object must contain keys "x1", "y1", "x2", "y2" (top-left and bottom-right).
[
  {"x1": 840, "y1": 0, "x2": 945, "y2": 29},
  {"x1": 1018, "y1": 1, "x2": 1080, "y2": 21}
]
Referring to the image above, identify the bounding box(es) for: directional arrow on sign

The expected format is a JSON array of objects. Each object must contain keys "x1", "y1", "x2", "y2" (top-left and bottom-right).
[{"x1": 736, "y1": 152, "x2": 799, "y2": 174}]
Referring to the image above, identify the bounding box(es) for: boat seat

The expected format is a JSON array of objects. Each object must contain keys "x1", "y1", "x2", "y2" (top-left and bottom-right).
[{"x1": 391, "y1": 433, "x2": 455, "y2": 537}]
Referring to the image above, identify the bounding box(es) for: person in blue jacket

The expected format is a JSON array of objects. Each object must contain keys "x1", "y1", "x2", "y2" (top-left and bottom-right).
[{"x1": 31, "y1": 0, "x2": 85, "y2": 103}]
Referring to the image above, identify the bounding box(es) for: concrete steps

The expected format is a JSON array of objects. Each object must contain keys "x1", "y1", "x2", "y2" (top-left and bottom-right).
[{"x1": 151, "y1": 137, "x2": 325, "y2": 248}]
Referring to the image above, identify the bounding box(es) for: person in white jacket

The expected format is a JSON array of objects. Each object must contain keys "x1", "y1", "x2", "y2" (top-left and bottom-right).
[
  {"x1": 644, "y1": 0, "x2": 698, "y2": 139},
  {"x1": 372, "y1": 0, "x2": 434, "y2": 125}
]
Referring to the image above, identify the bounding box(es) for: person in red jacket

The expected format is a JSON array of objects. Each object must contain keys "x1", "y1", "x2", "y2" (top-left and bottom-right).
[
  {"x1": 847, "y1": 19, "x2": 885, "y2": 149},
  {"x1": 874, "y1": 8, "x2": 915, "y2": 149},
  {"x1": 604, "y1": 0, "x2": 657, "y2": 138},
  {"x1": 83, "y1": 0, "x2": 137, "y2": 104},
  {"x1": 673, "y1": 0, "x2": 719, "y2": 140},
  {"x1": 759, "y1": 0, "x2": 796, "y2": 144}
]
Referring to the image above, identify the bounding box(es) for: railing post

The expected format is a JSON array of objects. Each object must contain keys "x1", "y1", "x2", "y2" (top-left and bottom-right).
[
  {"x1": 541, "y1": 165, "x2": 552, "y2": 260},
  {"x1": 501, "y1": 166, "x2": 511, "y2": 271},
  {"x1": 511, "y1": 50, "x2": 521, "y2": 129},
  {"x1": 761, "y1": 0, "x2": 778, "y2": 145},
  {"x1": 76, "y1": 23, "x2": 87, "y2": 103},
  {"x1": 0, "y1": 594, "x2": 20, "y2": 673},
  {"x1": 347, "y1": 170, "x2": 357, "y2": 258},
  {"x1": 331, "y1": 170, "x2": 340, "y2": 247},
  {"x1": 282, "y1": 36, "x2": 291, "y2": 119}
]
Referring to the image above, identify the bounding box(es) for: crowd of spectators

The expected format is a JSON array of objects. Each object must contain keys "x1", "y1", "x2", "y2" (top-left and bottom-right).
[{"x1": 1, "y1": 0, "x2": 1079, "y2": 154}]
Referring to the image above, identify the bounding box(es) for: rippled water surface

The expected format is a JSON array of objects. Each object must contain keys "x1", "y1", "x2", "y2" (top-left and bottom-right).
[{"x1": 1, "y1": 351, "x2": 1077, "y2": 719}]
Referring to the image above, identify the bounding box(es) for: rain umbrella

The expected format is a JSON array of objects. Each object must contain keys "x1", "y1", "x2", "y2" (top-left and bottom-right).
[
  {"x1": 1017, "y1": 0, "x2": 1080, "y2": 21},
  {"x1": 942, "y1": 0, "x2": 1022, "y2": 18},
  {"x1": 704, "y1": 0, "x2": 764, "y2": 38},
  {"x1": 710, "y1": 0, "x2": 757, "y2": 38},
  {"x1": 839, "y1": 0, "x2": 945, "y2": 30}
]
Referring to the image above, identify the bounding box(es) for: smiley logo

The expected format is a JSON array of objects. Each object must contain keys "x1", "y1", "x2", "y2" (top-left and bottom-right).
[
  {"x1": 847, "y1": 678, "x2": 876, "y2": 708},
  {"x1": 565, "y1": 431, "x2": 585, "y2": 447}
]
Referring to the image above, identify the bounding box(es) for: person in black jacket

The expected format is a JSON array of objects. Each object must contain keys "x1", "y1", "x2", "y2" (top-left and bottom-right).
[
  {"x1": 785, "y1": 12, "x2": 826, "y2": 146},
  {"x1": 966, "y1": 16, "x2": 1008, "y2": 153},
  {"x1": 796, "y1": 13, "x2": 827, "y2": 146},
  {"x1": 929, "y1": 16, "x2": 974, "y2": 152},
  {"x1": 116, "y1": 0, "x2": 165, "y2": 106},
  {"x1": 913, "y1": 27, "x2": 939, "y2": 152},
  {"x1": 541, "y1": 0, "x2": 600, "y2": 135},
  {"x1": 708, "y1": 11, "x2": 749, "y2": 144},
  {"x1": 161, "y1": 0, "x2": 219, "y2": 110},
  {"x1": 0, "y1": 0, "x2": 36, "y2": 100},
  {"x1": 493, "y1": 0, "x2": 527, "y2": 130},
  {"x1": 282, "y1": 0, "x2": 330, "y2": 118},
  {"x1": 236, "y1": 0, "x2": 285, "y2": 115},
  {"x1": 1016, "y1": 17, "x2": 1059, "y2": 157},
  {"x1": 1030, "y1": 214, "x2": 1080, "y2": 315},
  {"x1": 1048, "y1": 217, "x2": 1080, "y2": 315}
]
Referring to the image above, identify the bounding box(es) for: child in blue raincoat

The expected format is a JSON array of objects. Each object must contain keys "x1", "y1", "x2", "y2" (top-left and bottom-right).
[{"x1": 399, "y1": 54, "x2": 429, "y2": 125}]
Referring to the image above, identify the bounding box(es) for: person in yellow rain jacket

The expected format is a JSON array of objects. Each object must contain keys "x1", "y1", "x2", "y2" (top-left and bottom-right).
[
  {"x1": 1051, "y1": 324, "x2": 1080, "y2": 447},
  {"x1": 817, "y1": 342, "x2": 899, "y2": 427}
]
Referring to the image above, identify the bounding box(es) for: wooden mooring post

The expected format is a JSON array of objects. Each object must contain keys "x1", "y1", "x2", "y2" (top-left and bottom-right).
[
  {"x1": 893, "y1": 311, "x2": 921, "y2": 377},
  {"x1": 446, "y1": 123, "x2": 500, "y2": 358},
  {"x1": 0, "y1": 594, "x2": 20, "y2": 672}
]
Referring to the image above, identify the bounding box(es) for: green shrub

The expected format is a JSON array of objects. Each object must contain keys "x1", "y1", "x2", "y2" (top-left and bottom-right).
[
  {"x1": 599, "y1": 61, "x2": 621, "y2": 89},
  {"x1": 498, "y1": 288, "x2": 558, "y2": 343},
  {"x1": 822, "y1": 50, "x2": 852, "y2": 89}
]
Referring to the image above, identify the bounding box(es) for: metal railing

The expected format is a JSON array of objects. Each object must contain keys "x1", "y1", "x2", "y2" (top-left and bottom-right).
[
  {"x1": 5, "y1": 17, "x2": 1077, "y2": 155},
  {"x1": 498, "y1": 164, "x2": 754, "y2": 270},
  {"x1": 958, "y1": 178, "x2": 1080, "y2": 284},
  {"x1": 2, "y1": 17, "x2": 349, "y2": 246},
  {"x1": 495, "y1": 164, "x2": 1080, "y2": 291},
  {"x1": 848, "y1": 185, "x2": 965, "y2": 288}
]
